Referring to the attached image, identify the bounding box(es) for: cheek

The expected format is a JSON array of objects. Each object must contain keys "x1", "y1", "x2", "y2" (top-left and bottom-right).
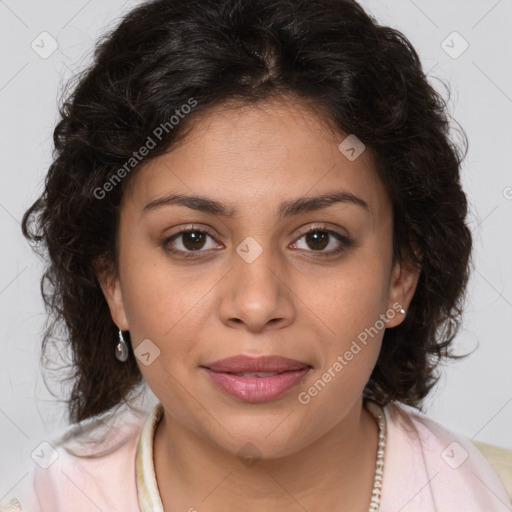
[
  {"x1": 118, "y1": 253, "x2": 224, "y2": 382},
  {"x1": 117, "y1": 233, "x2": 198, "y2": 337},
  {"x1": 118, "y1": 258, "x2": 208, "y2": 405},
  {"x1": 297, "y1": 262, "x2": 387, "y2": 419},
  {"x1": 303, "y1": 251, "x2": 390, "y2": 347}
]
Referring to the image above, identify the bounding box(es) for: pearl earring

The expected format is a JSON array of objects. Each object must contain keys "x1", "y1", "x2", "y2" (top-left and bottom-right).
[
  {"x1": 116, "y1": 330, "x2": 129, "y2": 362},
  {"x1": 399, "y1": 307, "x2": 406, "y2": 314}
]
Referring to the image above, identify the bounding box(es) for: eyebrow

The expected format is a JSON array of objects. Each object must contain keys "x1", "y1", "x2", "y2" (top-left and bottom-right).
[{"x1": 142, "y1": 190, "x2": 370, "y2": 219}]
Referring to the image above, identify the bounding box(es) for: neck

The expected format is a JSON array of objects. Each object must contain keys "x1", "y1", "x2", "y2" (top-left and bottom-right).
[{"x1": 153, "y1": 398, "x2": 379, "y2": 512}]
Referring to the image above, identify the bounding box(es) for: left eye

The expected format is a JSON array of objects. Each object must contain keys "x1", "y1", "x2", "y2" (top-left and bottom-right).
[{"x1": 292, "y1": 228, "x2": 349, "y2": 254}]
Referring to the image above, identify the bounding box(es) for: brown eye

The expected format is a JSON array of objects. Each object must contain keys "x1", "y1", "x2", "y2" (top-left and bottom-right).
[
  {"x1": 292, "y1": 227, "x2": 352, "y2": 256},
  {"x1": 180, "y1": 231, "x2": 207, "y2": 250},
  {"x1": 304, "y1": 231, "x2": 329, "y2": 251},
  {"x1": 163, "y1": 228, "x2": 221, "y2": 257}
]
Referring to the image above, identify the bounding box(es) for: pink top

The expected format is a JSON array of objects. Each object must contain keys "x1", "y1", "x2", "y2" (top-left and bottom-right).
[{"x1": 6, "y1": 400, "x2": 512, "y2": 512}]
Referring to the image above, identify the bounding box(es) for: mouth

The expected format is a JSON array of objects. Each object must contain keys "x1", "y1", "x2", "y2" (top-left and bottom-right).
[
  {"x1": 200, "y1": 355, "x2": 312, "y2": 402},
  {"x1": 202, "y1": 354, "x2": 311, "y2": 373},
  {"x1": 220, "y1": 371, "x2": 298, "y2": 377}
]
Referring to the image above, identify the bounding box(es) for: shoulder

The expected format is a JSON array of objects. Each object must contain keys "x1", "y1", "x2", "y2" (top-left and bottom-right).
[
  {"x1": 15, "y1": 401, "x2": 153, "y2": 512},
  {"x1": 380, "y1": 401, "x2": 512, "y2": 511},
  {"x1": 471, "y1": 439, "x2": 512, "y2": 498}
]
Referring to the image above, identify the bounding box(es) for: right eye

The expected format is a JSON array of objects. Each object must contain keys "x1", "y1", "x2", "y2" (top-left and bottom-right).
[{"x1": 162, "y1": 227, "x2": 222, "y2": 258}]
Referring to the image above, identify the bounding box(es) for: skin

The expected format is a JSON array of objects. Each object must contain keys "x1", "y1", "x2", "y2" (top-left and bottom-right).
[{"x1": 99, "y1": 94, "x2": 420, "y2": 511}]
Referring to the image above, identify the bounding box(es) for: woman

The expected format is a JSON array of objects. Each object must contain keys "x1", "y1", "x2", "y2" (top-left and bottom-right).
[{"x1": 9, "y1": 0, "x2": 511, "y2": 510}]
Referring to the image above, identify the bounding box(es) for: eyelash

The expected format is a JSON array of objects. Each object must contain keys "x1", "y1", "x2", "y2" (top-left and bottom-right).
[{"x1": 162, "y1": 224, "x2": 353, "y2": 260}]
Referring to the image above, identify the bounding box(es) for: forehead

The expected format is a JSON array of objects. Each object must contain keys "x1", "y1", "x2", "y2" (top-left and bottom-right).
[{"x1": 124, "y1": 96, "x2": 391, "y2": 225}]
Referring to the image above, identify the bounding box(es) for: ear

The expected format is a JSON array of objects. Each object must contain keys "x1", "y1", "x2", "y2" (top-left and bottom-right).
[
  {"x1": 94, "y1": 257, "x2": 130, "y2": 331},
  {"x1": 385, "y1": 251, "x2": 421, "y2": 328}
]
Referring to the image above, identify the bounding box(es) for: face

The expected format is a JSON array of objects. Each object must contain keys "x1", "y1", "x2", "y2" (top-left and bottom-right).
[{"x1": 100, "y1": 95, "x2": 419, "y2": 459}]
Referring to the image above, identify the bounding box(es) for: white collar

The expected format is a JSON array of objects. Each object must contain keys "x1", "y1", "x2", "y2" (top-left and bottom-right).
[{"x1": 136, "y1": 402, "x2": 165, "y2": 512}]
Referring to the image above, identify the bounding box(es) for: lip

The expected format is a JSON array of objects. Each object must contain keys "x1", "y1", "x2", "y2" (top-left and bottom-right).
[
  {"x1": 202, "y1": 355, "x2": 310, "y2": 373},
  {"x1": 201, "y1": 355, "x2": 312, "y2": 402}
]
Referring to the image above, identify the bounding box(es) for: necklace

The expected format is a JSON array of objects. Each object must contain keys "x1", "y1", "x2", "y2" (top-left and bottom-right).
[{"x1": 365, "y1": 401, "x2": 386, "y2": 512}]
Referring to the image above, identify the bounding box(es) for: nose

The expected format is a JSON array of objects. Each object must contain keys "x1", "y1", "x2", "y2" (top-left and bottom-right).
[{"x1": 217, "y1": 242, "x2": 296, "y2": 333}]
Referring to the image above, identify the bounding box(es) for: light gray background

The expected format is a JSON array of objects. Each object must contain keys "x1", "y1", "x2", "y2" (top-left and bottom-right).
[{"x1": 1, "y1": 0, "x2": 511, "y2": 501}]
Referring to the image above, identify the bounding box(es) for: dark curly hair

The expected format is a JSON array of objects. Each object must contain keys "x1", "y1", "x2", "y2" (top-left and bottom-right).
[{"x1": 22, "y1": 0, "x2": 472, "y2": 424}]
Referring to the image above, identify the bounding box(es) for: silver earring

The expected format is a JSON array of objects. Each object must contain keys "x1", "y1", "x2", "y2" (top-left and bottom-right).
[
  {"x1": 399, "y1": 308, "x2": 406, "y2": 315},
  {"x1": 116, "y1": 330, "x2": 129, "y2": 362}
]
